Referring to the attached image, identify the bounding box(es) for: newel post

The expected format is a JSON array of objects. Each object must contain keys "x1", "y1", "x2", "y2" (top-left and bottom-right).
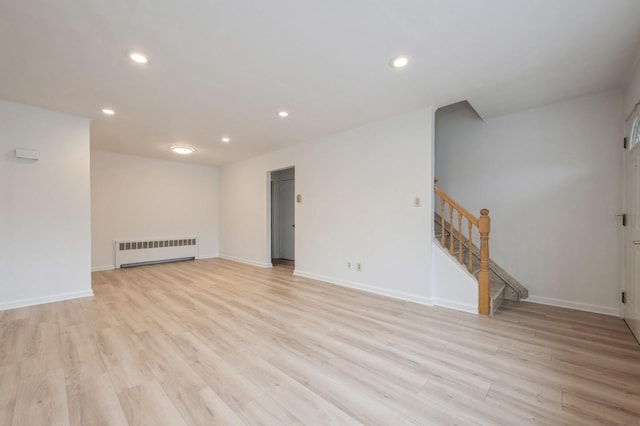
[{"x1": 478, "y1": 209, "x2": 491, "y2": 315}]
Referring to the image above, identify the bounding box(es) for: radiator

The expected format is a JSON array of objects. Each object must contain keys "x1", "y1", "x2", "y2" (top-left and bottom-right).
[{"x1": 114, "y1": 237, "x2": 199, "y2": 268}]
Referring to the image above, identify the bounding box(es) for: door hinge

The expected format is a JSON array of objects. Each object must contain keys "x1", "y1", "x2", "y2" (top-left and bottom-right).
[
  {"x1": 617, "y1": 213, "x2": 627, "y2": 226},
  {"x1": 622, "y1": 291, "x2": 627, "y2": 304},
  {"x1": 624, "y1": 137, "x2": 628, "y2": 149}
]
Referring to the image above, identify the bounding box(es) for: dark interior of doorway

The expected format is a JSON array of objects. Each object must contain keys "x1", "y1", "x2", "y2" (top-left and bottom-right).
[{"x1": 271, "y1": 167, "x2": 295, "y2": 271}]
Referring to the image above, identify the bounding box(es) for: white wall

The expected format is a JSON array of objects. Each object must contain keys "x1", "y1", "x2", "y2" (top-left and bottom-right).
[
  {"x1": 625, "y1": 59, "x2": 640, "y2": 118},
  {"x1": 91, "y1": 151, "x2": 219, "y2": 270},
  {"x1": 0, "y1": 100, "x2": 92, "y2": 309},
  {"x1": 435, "y1": 91, "x2": 623, "y2": 315},
  {"x1": 431, "y1": 244, "x2": 478, "y2": 314},
  {"x1": 220, "y1": 108, "x2": 434, "y2": 304}
]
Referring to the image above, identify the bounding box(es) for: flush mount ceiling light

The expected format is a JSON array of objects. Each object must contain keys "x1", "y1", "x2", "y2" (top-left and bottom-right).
[
  {"x1": 170, "y1": 145, "x2": 195, "y2": 155},
  {"x1": 278, "y1": 110, "x2": 289, "y2": 118},
  {"x1": 129, "y1": 52, "x2": 149, "y2": 64},
  {"x1": 389, "y1": 55, "x2": 409, "y2": 68},
  {"x1": 221, "y1": 137, "x2": 230, "y2": 143},
  {"x1": 102, "y1": 108, "x2": 115, "y2": 115}
]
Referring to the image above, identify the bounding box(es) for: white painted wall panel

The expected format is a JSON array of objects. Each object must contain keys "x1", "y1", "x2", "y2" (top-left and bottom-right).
[
  {"x1": 435, "y1": 91, "x2": 623, "y2": 315},
  {"x1": 625, "y1": 60, "x2": 640, "y2": 118},
  {"x1": 220, "y1": 108, "x2": 434, "y2": 303},
  {"x1": 431, "y1": 243, "x2": 478, "y2": 314},
  {"x1": 90, "y1": 151, "x2": 219, "y2": 270},
  {"x1": 0, "y1": 100, "x2": 92, "y2": 309}
]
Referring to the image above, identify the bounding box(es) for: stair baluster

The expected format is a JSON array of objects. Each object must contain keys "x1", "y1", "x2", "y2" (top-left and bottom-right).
[
  {"x1": 467, "y1": 220, "x2": 473, "y2": 273},
  {"x1": 457, "y1": 212, "x2": 463, "y2": 264},
  {"x1": 440, "y1": 197, "x2": 446, "y2": 247},
  {"x1": 448, "y1": 204, "x2": 454, "y2": 257}
]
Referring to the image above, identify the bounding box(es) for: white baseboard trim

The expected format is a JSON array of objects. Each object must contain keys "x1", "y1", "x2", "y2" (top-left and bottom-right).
[
  {"x1": 219, "y1": 255, "x2": 272, "y2": 268},
  {"x1": 527, "y1": 295, "x2": 621, "y2": 317},
  {"x1": 0, "y1": 289, "x2": 94, "y2": 311},
  {"x1": 432, "y1": 298, "x2": 477, "y2": 315},
  {"x1": 92, "y1": 265, "x2": 115, "y2": 272},
  {"x1": 92, "y1": 255, "x2": 219, "y2": 272},
  {"x1": 198, "y1": 253, "x2": 219, "y2": 260},
  {"x1": 293, "y1": 270, "x2": 433, "y2": 306}
]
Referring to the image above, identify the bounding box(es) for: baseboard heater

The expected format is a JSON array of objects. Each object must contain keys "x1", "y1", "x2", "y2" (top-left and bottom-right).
[{"x1": 115, "y1": 237, "x2": 199, "y2": 268}]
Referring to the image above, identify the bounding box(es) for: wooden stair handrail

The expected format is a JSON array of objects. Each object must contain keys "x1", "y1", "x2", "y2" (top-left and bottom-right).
[
  {"x1": 434, "y1": 185, "x2": 479, "y2": 226},
  {"x1": 434, "y1": 184, "x2": 491, "y2": 315}
]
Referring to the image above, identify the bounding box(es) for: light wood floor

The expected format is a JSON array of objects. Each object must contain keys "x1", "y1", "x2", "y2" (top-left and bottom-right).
[{"x1": 1, "y1": 258, "x2": 639, "y2": 425}]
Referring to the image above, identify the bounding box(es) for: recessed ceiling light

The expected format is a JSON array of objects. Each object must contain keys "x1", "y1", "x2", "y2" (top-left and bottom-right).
[
  {"x1": 278, "y1": 111, "x2": 289, "y2": 118},
  {"x1": 389, "y1": 55, "x2": 409, "y2": 68},
  {"x1": 221, "y1": 137, "x2": 230, "y2": 143},
  {"x1": 170, "y1": 145, "x2": 195, "y2": 155},
  {"x1": 102, "y1": 108, "x2": 115, "y2": 115},
  {"x1": 129, "y1": 52, "x2": 149, "y2": 64}
]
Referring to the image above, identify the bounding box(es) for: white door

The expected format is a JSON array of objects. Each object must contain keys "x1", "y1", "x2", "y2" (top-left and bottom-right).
[
  {"x1": 624, "y1": 111, "x2": 640, "y2": 341},
  {"x1": 279, "y1": 178, "x2": 295, "y2": 260}
]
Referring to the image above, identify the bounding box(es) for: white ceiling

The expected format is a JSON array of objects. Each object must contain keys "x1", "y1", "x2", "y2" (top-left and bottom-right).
[{"x1": 1, "y1": 1, "x2": 639, "y2": 166}]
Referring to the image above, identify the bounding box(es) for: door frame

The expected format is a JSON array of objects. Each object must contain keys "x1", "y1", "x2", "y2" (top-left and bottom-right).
[
  {"x1": 267, "y1": 166, "x2": 295, "y2": 265},
  {"x1": 622, "y1": 105, "x2": 640, "y2": 341}
]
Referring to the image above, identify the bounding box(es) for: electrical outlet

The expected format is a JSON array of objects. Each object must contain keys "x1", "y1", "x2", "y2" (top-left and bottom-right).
[
  {"x1": 347, "y1": 262, "x2": 351, "y2": 269},
  {"x1": 357, "y1": 263, "x2": 362, "y2": 272}
]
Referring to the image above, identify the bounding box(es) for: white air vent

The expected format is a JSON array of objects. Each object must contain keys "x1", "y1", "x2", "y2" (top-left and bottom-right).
[{"x1": 114, "y1": 237, "x2": 198, "y2": 268}]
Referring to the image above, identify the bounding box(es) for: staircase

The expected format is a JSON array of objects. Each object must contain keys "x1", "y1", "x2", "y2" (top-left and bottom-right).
[
  {"x1": 434, "y1": 213, "x2": 527, "y2": 315},
  {"x1": 434, "y1": 184, "x2": 528, "y2": 316}
]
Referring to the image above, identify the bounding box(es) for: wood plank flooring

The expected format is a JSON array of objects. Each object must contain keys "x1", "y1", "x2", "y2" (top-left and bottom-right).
[{"x1": 1, "y1": 258, "x2": 639, "y2": 425}]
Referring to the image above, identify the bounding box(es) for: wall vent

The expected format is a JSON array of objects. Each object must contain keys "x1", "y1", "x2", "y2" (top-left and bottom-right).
[{"x1": 114, "y1": 237, "x2": 198, "y2": 268}]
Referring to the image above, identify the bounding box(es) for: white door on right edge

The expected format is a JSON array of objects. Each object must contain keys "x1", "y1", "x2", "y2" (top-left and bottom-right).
[{"x1": 624, "y1": 110, "x2": 640, "y2": 341}]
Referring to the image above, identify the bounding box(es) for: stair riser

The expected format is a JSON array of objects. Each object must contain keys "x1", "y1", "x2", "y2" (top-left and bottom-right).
[
  {"x1": 490, "y1": 287, "x2": 505, "y2": 316},
  {"x1": 504, "y1": 286, "x2": 520, "y2": 302}
]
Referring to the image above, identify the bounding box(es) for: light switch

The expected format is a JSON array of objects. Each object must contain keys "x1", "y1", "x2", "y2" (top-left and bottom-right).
[
  {"x1": 414, "y1": 196, "x2": 421, "y2": 207},
  {"x1": 296, "y1": 194, "x2": 302, "y2": 203}
]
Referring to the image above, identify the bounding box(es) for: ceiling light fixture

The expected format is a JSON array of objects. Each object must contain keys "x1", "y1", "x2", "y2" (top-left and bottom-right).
[
  {"x1": 170, "y1": 145, "x2": 195, "y2": 155},
  {"x1": 389, "y1": 55, "x2": 409, "y2": 68},
  {"x1": 278, "y1": 111, "x2": 289, "y2": 118},
  {"x1": 221, "y1": 137, "x2": 230, "y2": 143},
  {"x1": 129, "y1": 52, "x2": 149, "y2": 64},
  {"x1": 102, "y1": 108, "x2": 115, "y2": 115}
]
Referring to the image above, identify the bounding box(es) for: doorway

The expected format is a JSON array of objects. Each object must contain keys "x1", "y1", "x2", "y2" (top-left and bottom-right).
[
  {"x1": 624, "y1": 109, "x2": 640, "y2": 342},
  {"x1": 270, "y1": 167, "x2": 295, "y2": 270}
]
